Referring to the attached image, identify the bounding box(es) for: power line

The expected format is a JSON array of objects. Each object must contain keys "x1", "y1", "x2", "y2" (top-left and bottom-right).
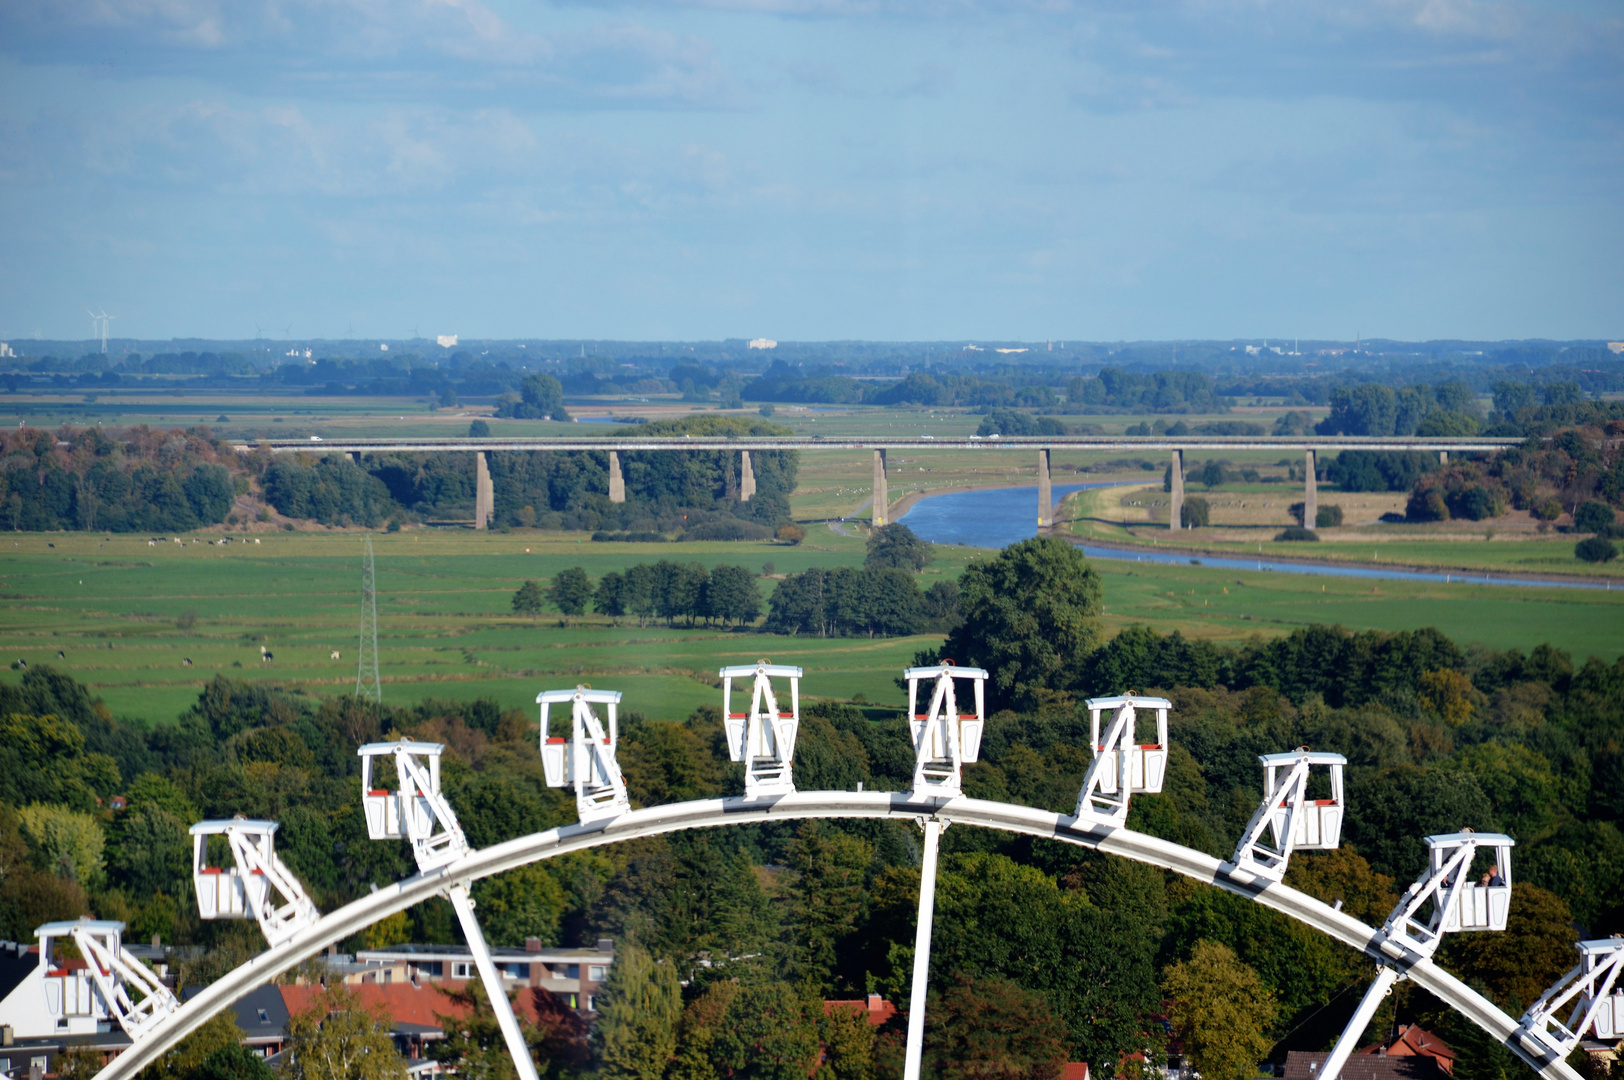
[{"x1": 355, "y1": 535, "x2": 381, "y2": 702}]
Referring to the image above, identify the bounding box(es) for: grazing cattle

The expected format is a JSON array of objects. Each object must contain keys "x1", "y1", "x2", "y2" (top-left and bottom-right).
[
  {"x1": 15, "y1": 659, "x2": 25, "y2": 668},
  {"x1": 261, "y1": 651, "x2": 273, "y2": 663},
  {"x1": 330, "y1": 650, "x2": 341, "y2": 660},
  {"x1": 57, "y1": 651, "x2": 64, "y2": 659},
  {"x1": 183, "y1": 658, "x2": 193, "y2": 666}
]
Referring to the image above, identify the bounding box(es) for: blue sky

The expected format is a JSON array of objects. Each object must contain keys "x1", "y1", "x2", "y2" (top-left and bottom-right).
[{"x1": 1, "y1": 0, "x2": 1619, "y2": 343}]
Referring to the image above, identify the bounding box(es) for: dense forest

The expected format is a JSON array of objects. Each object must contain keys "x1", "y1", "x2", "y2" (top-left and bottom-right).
[{"x1": 3, "y1": 538, "x2": 1621, "y2": 1080}]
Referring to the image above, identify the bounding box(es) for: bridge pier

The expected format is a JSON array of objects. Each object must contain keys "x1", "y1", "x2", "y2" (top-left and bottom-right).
[
  {"x1": 1440, "y1": 450, "x2": 1448, "y2": 465},
  {"x1": 1304, "y1": 450, "x2": 1318, "y2": 531},
  {"x1": 1038, "y1": 449, "x2": 1052, "y2": 527},
  {"x1": 608, "y1": 451, "x2": 625, "y2": 503},
  {"x1": 1169, "y1": 449, "x2": 1184, "y2": 530},
  {"x1": 740, "y1": 450, "x2": 756, "y2": 502},
  {"x1": 474, "y1": 452, "x2": 493, "y2": 530},
  {"x1": 873, "y1": 449, "x2": 889, "y2": 526}
]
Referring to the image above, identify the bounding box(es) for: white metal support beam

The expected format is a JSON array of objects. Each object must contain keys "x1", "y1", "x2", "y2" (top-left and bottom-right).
[{"x1": 902, "y1": 819, "x2": 943, "y2": 1080}]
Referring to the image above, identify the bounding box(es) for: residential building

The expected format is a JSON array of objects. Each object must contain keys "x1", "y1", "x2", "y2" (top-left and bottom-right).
[{"x1": 353, "y1": 939, "x2": 615, "y2": 1014}]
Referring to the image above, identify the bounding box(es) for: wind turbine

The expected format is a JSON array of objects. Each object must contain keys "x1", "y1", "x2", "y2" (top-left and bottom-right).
[{"x1": 87, "y1": 310, "x2": 115, "y2": 354}]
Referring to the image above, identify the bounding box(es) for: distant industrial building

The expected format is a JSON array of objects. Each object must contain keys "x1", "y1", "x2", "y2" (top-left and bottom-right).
[{"x1": 748, "y1": 338, "x2": 777, "y2": 349}]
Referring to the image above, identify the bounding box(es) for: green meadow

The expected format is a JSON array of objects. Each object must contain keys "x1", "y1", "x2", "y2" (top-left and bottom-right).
[{"x1": 5, "y1": 524, "x2": 1622, "y2": 729}]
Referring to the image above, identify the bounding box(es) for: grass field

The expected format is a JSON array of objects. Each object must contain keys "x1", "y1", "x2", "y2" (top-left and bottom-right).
[
  {"x1": 1060, "y1": 484, "x2": 1624, "y2": 579},
  {"x1": 5, "y1": 523, "x2": 1622, "y2": 729}
]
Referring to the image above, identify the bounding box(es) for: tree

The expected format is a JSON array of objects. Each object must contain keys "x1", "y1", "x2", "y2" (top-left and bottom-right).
[
  {"x1": 594, "y1": 571, "x2": 627, "y2": 623},
  {"x1": 1576, "y1": 537, "x2": 1617, "y2": 563},
  {"x1": 549, "y1": 567, "x2": 591, "y2": 624},
  {"x1": 786, "y1": 821, "x2": 872, "y2": 987},
  {"x1": 1319, "y1": 384, "x2": 1397, "y2": 437},
  {"x1": 1575, "y1": 500, "x2": 1616, "y2": 534},
  {"x1": 925, "y1": 974, "x2": 1067, "y2": 1080},
  {"x1": 471, "y1": 863, "x2": 565, "y2": 946},
  {"x1": 18, "y1": 803, "x2": 104, "y2": 889},
  {"x1": 943, "y1": 537, "x2": 1103, "y2": 711},
  {"x1": 707, "y1": 983, "x2": 821, "y2": 1080},
  {"x1": 1161, "y1": 941, "x2": 1275, "y2": 1080},
  {"x1": 1283, "y1": 849, "x2": 1397, "y2": 926},
  {"x1": 593, "y1": 943, "x2": 682, "y2": 1080},
  {"x1": 142, "y1": 1012, "x2": 252, "y2": 1080},
  {"x1": 469, "y1": 420, "x2": 491, "y2": 438},
  {"x1": 1180, "y1": 496, "x2": 1209, "y2": 528},
  {"x1": 702, "y1": 565, "x2": 761, "y2": 627},
  {"x1": 1439, "y1": 882, "x2": 1578, "y2": 1009},
  {"x1": 497, "y1": 374, "x2": 570, "y2": 421},
  {"x1": 924, "y1": 852, "x2": 1159, "y2": 1072},
  {"x1": 106, "y1": 802, "x2": 191, "y2": 900},
  {"x1": 286, "y1": 984, "x2": 408, "y2": 1080},
  {"x1": 819, "y1": 1004, "x2": 876, "y2": 1080},
  {"x1": 192, "y1": 1043, "x2": 277, "y2": 1080},
  {"x1": 776, "y1": 524, "x2": 805, "y2": 544},
  {"x1": 1199, "y1": 460, "x2": 1225, "y2": 490},
  {"x1": 866, "y1": 523, "x2": 933, "y2": 571},
  {"x1": 512, "y1": 580, "x2": 544, "y2": 624},
  {"x1": 922, "y1": 579, "x2": 963, "y2": 631},
  {"x1": 430, "y1": 980, "x2": 533, "y2": 1080}
]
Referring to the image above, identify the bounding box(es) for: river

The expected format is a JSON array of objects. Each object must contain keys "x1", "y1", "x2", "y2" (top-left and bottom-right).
[{"x1": 894, "y1": 482, "x2": 1618, "y2": 592}]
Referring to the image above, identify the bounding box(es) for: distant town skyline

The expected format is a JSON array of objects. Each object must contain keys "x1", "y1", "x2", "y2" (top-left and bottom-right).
[{"x1": 1, "y1": 0, "x2": 1619, "y2": 343}]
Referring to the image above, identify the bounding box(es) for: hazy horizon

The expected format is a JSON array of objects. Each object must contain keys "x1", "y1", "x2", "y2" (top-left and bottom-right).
[{"x1": 2, "y1": 1, "x2": 1620, "y2": 344}]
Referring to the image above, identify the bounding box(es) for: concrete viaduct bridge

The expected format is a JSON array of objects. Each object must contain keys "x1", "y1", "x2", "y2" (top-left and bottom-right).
[{"x1": 240, "y1": 435, "x2": 1520, "y2": 531}]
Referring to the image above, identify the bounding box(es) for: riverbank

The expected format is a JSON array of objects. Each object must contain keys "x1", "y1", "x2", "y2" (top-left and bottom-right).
[{"x1": 1056, "y1": 484, "x2": 1624, "y2": 586}]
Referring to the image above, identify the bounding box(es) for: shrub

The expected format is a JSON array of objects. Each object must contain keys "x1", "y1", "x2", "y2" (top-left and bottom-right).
[
  {"x1": 1576, "y1": 537, "x2": 1618, "y2": 563},
  {"x1": 468, "y1": 419, "x2": 491, "y2": 438},
  {"x1": 1531, "y1": 496, "x2": 1563, "y2": 521},
  {"x1": 1450, "y1": 484, "x2": 1504, "y2": 521},
  {"x1": 1180, "y1": 496, "x2": 1209, "y2": 528},
  {"x1": 1316, "y1": 504, "x2": 1344, "y2": 528},
  {"x1": 1406, "y1": 488, "x2": 1450, "y2": 522},
  {"x1": 1574, "y1": 500, "x2": 1617, "y2": 534},
  {"x1": 682, "y1": 519, "x2": 774, "y2": 541},
  {"x1": 1276, "y1": 526, "x2": 1320, "y2": 541},
  {"x1": 776, "y1": 523, "x2": 806, "y2": 544}
]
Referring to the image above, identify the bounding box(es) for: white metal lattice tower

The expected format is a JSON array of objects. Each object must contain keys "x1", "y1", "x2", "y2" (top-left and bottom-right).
[{"x1": 355, "y1": 535, "x2": 381, "y2": 702}]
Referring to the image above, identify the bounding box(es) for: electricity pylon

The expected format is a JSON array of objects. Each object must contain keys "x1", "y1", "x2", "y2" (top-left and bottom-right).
[{"x1": 355, "y1": 536, "x2": 381, "y2": 702}]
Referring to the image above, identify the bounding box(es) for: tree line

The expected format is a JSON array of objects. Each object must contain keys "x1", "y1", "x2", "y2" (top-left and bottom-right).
[
  {"x1": 1, "y1": 425, "x2": 239, "y2": 532},
  {"x1": 514, "y1": 561, "x2": 764, "y2": 628}
]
